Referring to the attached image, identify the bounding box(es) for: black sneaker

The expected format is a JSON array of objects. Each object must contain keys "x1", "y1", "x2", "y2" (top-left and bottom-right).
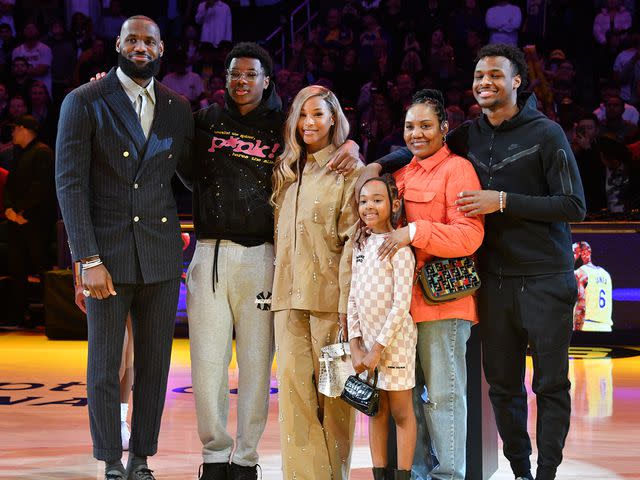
[
  {"x1": 198, "y1": 462, "x2": 229, "y2": 480},
  {"x1": 229, "y1": 463, "x2": 261, "y2": 480},
  {"x1": 127, "y1": 465, "x2": 155, "y2": 480},
  {"x1": 105, "y1": 470, "x2": 126, "y2": 480}
]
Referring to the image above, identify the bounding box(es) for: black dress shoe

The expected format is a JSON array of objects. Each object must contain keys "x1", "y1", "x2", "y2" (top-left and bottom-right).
[
  {"x1": 198, "y1": 462, "x2": 229, "y2": 480},
  {"x1": 127, "y1": 465, "x2": 155, "y2": 480},
  {"x1": 230, "y1": 463, "x2": 260, "y2": 480}
]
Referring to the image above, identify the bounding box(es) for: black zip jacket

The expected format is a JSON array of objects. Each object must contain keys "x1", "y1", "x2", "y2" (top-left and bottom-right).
[
  {"x1": 188, "y1": 83, "x2": 285, "y2": 246},
  {"x1": 378, "y1": 93, "x2": 586, "y2": 276}
]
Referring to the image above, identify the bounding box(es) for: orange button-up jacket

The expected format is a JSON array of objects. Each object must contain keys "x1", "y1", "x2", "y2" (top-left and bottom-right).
[{"x1": 394, "y1": 145, "x2": 484, "y2": 323}]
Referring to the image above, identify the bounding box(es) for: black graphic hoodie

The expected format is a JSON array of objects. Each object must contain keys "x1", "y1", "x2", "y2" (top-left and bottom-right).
[{"x1": 191, "y1": 83, "x2": 285, "y2": 245}]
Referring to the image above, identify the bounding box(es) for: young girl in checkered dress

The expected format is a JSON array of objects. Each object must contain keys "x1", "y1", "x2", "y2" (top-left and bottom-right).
[{"x1": 347, "y1": 175, "x2": 417, "y2": 480}]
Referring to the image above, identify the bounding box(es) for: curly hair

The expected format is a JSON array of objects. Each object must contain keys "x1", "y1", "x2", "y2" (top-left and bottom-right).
[
  {"x1": 225, "y1": 42, "x2": 273, "y2": 77},
  {"x1": 475, "y1": 43, "x2": 529, "y2": 91}
]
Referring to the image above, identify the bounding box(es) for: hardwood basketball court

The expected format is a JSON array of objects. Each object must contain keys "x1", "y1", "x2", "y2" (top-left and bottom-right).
[{"x1": 1, "y1": 330, "x2": 638, "y2": 479}]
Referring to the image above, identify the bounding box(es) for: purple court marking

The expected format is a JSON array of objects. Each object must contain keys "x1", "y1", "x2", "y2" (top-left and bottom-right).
[
  {"x1": 612, "y1": 288, "x2": 640, "y2": 301},
  {"x1": 612, "y1": 388, "x2": 640, "y2": 401}
]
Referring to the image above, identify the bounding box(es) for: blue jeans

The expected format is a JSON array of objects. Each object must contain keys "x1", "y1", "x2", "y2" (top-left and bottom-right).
[{"x1": 416, "y1": 319, "x2": 471, "y2": 480}]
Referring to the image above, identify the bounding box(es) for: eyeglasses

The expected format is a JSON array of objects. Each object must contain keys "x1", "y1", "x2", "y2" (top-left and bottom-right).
[{"x1": 227, "y1": 70, "x2": 263, "y2": 82}]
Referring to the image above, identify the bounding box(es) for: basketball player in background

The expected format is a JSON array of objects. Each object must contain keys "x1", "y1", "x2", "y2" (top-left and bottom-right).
[{"x1": 573, "y1": 241, "x2": 613, "y2": 332}]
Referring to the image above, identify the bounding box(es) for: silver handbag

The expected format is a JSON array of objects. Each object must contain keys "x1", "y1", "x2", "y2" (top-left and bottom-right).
[{"x1": 317, "y1": 327, "x2": 355, "y2": 398}]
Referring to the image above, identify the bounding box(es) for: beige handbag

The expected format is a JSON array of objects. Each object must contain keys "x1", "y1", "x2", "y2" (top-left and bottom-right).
[{"x1": 317, "y1": 327, "x2": 354, "y2": 398}]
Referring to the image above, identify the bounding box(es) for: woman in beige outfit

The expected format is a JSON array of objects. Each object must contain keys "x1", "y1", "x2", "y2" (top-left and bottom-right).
[{"x1": 271, "y1": 85, "x2": 362, "y2": 480}]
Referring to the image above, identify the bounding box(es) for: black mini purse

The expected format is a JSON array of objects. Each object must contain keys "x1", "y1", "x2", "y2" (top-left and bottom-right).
[{"x1": 340, "y1": 369, "x2": 380, "y2": 417}]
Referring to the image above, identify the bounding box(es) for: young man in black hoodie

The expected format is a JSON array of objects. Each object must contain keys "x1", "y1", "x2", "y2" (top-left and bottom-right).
[
  {"x1": 358, "y1": 44, "x2": 586, "y2": 480},
  {"x1": 183, "y1": 42, "x2": 359, "y2": 480},
  {"x1": 185, "y1": 42, "x2": 281, "y2": 480}
]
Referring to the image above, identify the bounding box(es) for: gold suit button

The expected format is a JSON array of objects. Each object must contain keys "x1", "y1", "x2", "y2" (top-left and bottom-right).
[
  {"x1": 161, "y1": 217, "x2": 167, "y2": 223},
  {"x1": 133, "y1": 216, "x2": 139, "y2": 222},
  {"x1": 123, "y1": 151, "x2": 129, "y2": 157}
]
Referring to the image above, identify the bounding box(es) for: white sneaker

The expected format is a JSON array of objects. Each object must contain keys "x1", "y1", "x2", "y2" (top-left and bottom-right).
[{"x1": 121, "y1": 421, "x2": 130, "y2": 451}]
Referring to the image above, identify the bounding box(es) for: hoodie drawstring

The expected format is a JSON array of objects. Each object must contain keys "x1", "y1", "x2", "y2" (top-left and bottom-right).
[{"x1": 212, "y1": 239, "x2": 220, "y2": 293}]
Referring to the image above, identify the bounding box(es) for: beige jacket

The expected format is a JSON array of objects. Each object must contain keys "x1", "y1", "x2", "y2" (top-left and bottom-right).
[{"x1": 272, "y1": 144, "x2": 363, "y2": 314}]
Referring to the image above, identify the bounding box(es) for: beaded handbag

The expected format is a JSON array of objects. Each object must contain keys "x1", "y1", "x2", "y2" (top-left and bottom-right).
[{"x1": 417, "y1": 256, "x2": 481, "y2": 303}]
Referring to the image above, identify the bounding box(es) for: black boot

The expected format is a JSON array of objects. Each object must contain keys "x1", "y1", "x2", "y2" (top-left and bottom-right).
[
  {"x1": 372, "y1": 467, "x2": 387, "y2": 480},
  {"x1": 394, "y1": 469, "x2": 411, "y2": 480}
]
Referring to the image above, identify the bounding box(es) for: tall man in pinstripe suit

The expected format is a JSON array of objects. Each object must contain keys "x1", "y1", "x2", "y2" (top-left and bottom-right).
[{"x1": 55, "y1": 16, "x2": 193, "y2": 480}]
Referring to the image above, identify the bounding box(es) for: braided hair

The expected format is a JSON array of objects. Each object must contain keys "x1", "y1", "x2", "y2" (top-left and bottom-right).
[{"x1": 409, "y1": 88, "x2": 447, "y2": 126}]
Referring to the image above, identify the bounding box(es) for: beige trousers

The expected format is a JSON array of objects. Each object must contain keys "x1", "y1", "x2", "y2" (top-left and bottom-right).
[{"x1": 275, "y1": 309, "x2": 356, "y2": 480}]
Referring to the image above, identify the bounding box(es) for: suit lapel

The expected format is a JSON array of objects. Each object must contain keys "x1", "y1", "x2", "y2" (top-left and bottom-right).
[{"x1": 100, "y1": 68, "x2": 146, "y2": 153}]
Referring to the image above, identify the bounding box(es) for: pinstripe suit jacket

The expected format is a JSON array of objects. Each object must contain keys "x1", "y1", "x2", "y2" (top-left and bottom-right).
[{"x1": 55, "y1": 68, "x2": 194, "y2": 284}]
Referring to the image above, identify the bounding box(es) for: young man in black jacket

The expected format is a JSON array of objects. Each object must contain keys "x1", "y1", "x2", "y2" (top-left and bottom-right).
[
  {"x1": 181, "y1": 42, "x2": 360, "y2": 480},
  {"x1": 359, "y1": 44, "x2": 585, "y2": 480},
  {"x1": 184, "y1": 43, "x2": 282, "y2": 480}
]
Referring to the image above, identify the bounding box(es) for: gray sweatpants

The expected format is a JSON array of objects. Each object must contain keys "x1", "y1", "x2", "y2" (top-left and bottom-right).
[{"x1": 187, "y1": 240, "x2": 275, "y2": 466}]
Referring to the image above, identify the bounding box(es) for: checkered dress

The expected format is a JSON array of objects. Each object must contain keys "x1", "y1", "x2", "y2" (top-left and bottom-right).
[{"x1": 347, "y1": 233, "x2": 417, "y2": 391}]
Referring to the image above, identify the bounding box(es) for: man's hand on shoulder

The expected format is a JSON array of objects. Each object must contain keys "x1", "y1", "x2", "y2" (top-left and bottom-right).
[
  {"x1": 89, "y1": 71, "x2": 108, "y2": 82},
  {"x1": 327, "y1": 139, "x2": 361, "y2": 174}
]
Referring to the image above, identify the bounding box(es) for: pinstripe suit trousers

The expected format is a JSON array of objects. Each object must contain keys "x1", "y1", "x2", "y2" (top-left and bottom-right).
[{"x1": 85, "y1": 278, "x2": 181, "y2": 461}]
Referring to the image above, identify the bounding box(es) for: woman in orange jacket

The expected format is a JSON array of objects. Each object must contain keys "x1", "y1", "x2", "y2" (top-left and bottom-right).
[{"x1": 360, "y1": 88, "x2": 484, "y2": 480}]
